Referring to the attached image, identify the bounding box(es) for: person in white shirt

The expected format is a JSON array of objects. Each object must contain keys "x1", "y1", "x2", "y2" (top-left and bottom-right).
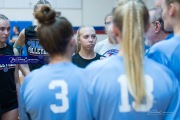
[{"x1": 94, "y1": 14, "x2": 119, "y2": 57}]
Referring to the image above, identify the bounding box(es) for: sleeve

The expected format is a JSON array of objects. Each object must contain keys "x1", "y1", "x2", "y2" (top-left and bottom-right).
[
  {"x1": 19, "y1": 78, "x2": 30, "y2": 120},
  {"x1": 76, "y1": 70, "x2": 94, "y2": 120},
  {"x1": 165, "y1": 77, "x2": 180, "y2": 120}
]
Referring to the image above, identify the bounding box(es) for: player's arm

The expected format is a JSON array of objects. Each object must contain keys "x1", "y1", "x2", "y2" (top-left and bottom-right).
[
  {"x1": 19, "y1": 64, "x2": 30, "y2": 78},
  {"x1": 13, "y1": 29, "x2": 25, "y2": 55},
  {"x1": 13, "y1": 29, "x2": 30, "y2": 77},
  {"x1": 19, "y1": 77, "x2": 30, "y2": 120}
]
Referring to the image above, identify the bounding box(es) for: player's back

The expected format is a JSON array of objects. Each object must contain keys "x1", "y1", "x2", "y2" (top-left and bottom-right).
[
  {"x1": 77, "y1": 56, "x2": 180, "y2": 120},
  {"x1": 20, "y1": 62, "x2": 84, "y2": 120}
]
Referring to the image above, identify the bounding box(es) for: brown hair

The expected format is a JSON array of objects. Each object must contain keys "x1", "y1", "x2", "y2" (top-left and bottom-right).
[
  {"x1": 113, "y1": 0, "x2": 149, "y2": 105},
  {"x1": 34, "y1": 0, "x2": 51, "y2": 12},
  {"x1": 35, "y1": 6, "x2": 73, "y2": 55},
  {"x1": 0, "y1": 14, "x2": 8, "y2": 20}
]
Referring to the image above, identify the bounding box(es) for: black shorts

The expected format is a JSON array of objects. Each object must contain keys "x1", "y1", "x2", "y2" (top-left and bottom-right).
[{"x1": 0, "y1": 98, "x2": 18, "y2": 118}]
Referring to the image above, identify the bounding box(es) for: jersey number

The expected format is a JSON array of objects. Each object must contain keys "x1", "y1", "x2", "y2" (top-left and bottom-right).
[
  {"x1": 49, "y1": 80, "x2": 69, "y2": 113},
  {"x1": 118, "y1": 75, "x2": 153, "y2": 112}
]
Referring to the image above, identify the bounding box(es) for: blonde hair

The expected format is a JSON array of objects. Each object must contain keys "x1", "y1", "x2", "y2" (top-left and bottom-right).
[
  {"x1": 113, "y1": 0, "x2": 149, "y2": 105},
  {"x1": 76, "y1": 26, "x2": 96, "y2": 53}
]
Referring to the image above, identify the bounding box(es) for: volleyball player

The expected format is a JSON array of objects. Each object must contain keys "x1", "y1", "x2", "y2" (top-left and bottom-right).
[
  {"x1": 72, "y1": 26, "x2": 103, "y2": 68},
  {"x1": 13, "y1": 0, "x2": 51, "y2": 74},
  {"x1": 0, "y1": 14, "x2": 19, "y2": 120},
  {"x1": 19, "y1": 6, "x2": 84, "y2": 120},
  {"x1": 77, "y1": 0, "x2": 180, "y2": 119},
  {"x1": 147, "y1": 0, "x2": 180, "y2": 82}
]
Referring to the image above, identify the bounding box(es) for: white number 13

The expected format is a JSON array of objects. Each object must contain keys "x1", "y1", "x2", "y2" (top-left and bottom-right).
[
  {"x1": 118, "y1": 75, "x2": 153, "y2": 112},
  {"x1": 49, "y1": 80, "x2": 69, "y2": 113}
]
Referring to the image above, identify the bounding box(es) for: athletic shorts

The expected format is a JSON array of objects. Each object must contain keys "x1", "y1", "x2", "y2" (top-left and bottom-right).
[{"x1": 0, "y1": 98, "x2": 18, "y2": 118}]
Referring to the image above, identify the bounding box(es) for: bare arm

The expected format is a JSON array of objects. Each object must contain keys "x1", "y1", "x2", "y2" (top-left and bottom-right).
[
  {"x1": 13, "y1": 29, "x2": 30, "y2": 77},
  {"x1": 14, "y1": 65, "x2": 20, "y2": 96},
  {"x1": 13, "y1": 29, "x2": 25, "y2": 55},
  {"x1": 19, "y1": 64, "x2": 30, "y2": 77}
]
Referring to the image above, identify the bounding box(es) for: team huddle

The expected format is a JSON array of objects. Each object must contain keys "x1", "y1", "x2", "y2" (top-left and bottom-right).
[{"x1": 0, "y1": 0, "x2": 180, "y2": 120}]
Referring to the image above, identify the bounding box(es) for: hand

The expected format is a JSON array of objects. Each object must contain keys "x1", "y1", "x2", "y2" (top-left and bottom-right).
[{"x1": 10, "y1": 39, "x2": 16, "y2": 43}]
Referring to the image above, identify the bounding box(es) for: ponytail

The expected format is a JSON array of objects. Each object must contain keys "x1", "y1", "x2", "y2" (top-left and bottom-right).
[{"x1": 113, "y1": 0, "x2": 149, "y2": 105}]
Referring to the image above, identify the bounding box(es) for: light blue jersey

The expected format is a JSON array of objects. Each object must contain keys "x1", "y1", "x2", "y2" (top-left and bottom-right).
[
  {"x1": 77, "y1": 56, "x2": 180, "y2": 120},
  {"x1": 20, "y1": 62, "x2": 84, "y2": 120},
  {"x1": 147, "y1": 35, "x2": 180, "y2": 82}
]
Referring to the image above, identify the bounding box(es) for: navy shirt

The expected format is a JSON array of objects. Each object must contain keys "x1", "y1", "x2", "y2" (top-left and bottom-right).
[{"x1": 0, "y1": 44, "x2": 17, "y2": 106}]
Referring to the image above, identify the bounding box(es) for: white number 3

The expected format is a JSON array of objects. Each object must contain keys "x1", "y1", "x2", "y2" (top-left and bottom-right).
[
  {"x1": 49, "y1": 80, "x2": 69, "y2": 113},
  {"x1": 118, "y1": 75, "x2": 153, "y2": 112}
]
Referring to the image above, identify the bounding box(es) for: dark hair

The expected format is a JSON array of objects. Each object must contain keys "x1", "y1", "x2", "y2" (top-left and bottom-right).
[
  {"x1": 34, "y1": 0, "x2": 51, "y2": 12},
  {"x1": 14, "y1": 26, "x2": 20, "y2": 32},
  {"x1": 35, "y1": 6, "x2": 73, "y2": 55},
  {"x1": 0, "y1": 14, "x2": 8, "y2": 20}
]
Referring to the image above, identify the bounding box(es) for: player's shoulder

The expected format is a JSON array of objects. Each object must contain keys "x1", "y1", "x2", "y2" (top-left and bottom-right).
[
  {"x1": 86, "y1": 55, "x2": 122, "y2": 72},
  {"x1": 149, "y1": 36, "x2": 179, "y2": 55},
  {"x1": 24, "y1": 25, "x2": 37, "y2": 33},
  {"x1": 21, "y1": 68, "x2": 41, "y2": 91},
  {"x1": 23, "y1": 68, "x2": 41, "y2": 82},
  {"x1": 72, "y1": 53, "x2": 80, "y2": 59},
  {"x1": 145, "y1": 57, "x2": 176, "y2": 81},
  {"x1": 71, "y1": 62, "x2": 84, "y2": 74},
  {"x1": 96, "y1": 52, "x2": 105, "y2": 58},
  {"x1": 72, "y1": 53, "x2": 81, "y2": 64},
  {"x1": 150, "y1": 41, "x2": 169, "y2": 54}
]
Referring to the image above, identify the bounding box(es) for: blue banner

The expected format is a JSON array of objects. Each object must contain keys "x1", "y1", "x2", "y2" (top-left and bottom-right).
[{"x1": 0, "y1": 56, "x2": 48, "y2": 64}]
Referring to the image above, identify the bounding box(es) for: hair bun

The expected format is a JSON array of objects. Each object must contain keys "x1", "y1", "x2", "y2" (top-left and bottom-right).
[{"x1": 35, "y1": 5, "x2": 56, "y2": 24}]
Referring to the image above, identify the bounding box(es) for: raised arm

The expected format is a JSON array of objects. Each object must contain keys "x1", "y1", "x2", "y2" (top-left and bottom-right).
[
  {"x1": 13, "y1": 29, "x2": 30, "y2": 77},
  {"x1": 13, "y1": 29, "x2": 25, "y2": 55}
]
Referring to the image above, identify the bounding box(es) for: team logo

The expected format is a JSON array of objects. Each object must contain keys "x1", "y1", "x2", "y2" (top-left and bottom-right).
[
  {"x1": 0, "y1": 64, "x2": 16, "y2": 72},
  {"x1": 27, "y1": 39, "x2": 48, "y2": 55},
  {"x1": 103, "y1": 49, "x2": 119, "y2": 57}
]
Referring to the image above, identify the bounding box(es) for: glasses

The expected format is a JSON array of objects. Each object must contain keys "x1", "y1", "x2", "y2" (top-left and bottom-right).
[{"x1": 105, "y1": 21, "x2": 112, "y2": 25}]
